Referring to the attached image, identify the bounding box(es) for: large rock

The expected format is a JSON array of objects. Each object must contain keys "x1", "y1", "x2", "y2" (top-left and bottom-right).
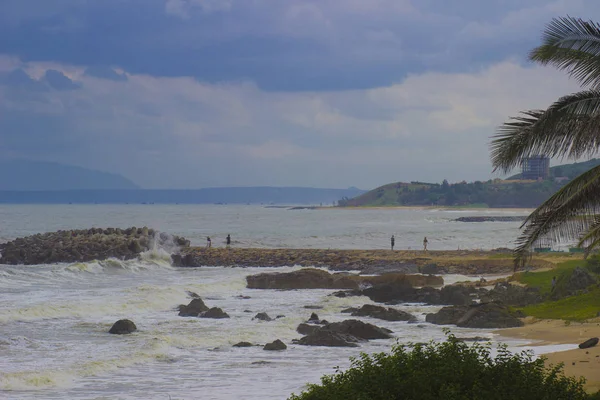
[
  {"x1": 253, "y1": 312, "x2": 272, "y2": 321},
  {"x1": 439, "y1": 285, "x2": 476, "y2": 306},
  {"x1": 178, "y1": 298, "x2": 209, "y2": 317},
  {"x1": 109, "y1": 319, "x2": 137, "y2": 334},
  {"x1": 263, "y1": 339, "x2": 287, "y2": 351},
  {"x1": 295, "y1": 330, "x2": 360, "y2": 347},
  {"x1": 0, "y1": 228, "x2": 190, "y2": 265},
  {"x1": 426, "y1": 303, "x2": 523, "y2": 328},
  {"x1": 480, "y1": 282, "x2": 542, "y2": 306},
  {"x1": 425, "y1": 306, "x2": 470, "y2": 325},
  {"x1": 456, "y1": 303, "x2": 524, "y2": 328},
  {"x1": 246, "y1": 268, "x2": 356, "y2": 290},
  {"x1": 362, "y1": 281, "x2": 417, "y2": 303},
  {"x1": 324, "y1": 319, "x2": 393, "y2": 340},
  {"x1": 245, "y1": 268, "x2": 443, "y2": 290},
  {"x1": 297, "y1": 323, "x2": 321, "y2": 336},
  {"x1": 551, "y1": 267, "x2": 597, "y2": 300},
  {"x1": 342, "y1": 304, "x2": 416, "y2": 322},
  {"x1": 200, "y1": 307, "x2": 230, "y2": 319}
]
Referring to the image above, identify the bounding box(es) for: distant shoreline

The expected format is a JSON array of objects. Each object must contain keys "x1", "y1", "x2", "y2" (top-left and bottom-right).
[{"x1": 321, "y1": 206, "x2": 535, "y2": 212}]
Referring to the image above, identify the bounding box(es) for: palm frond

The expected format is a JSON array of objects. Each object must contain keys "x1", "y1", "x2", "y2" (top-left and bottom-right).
[
  {"x1": 490, "y1": 90, "x2": 600, "y2": 173},
  {"x1": 513, "y1": 164, "x2": 600, "y2": 266},
  {"x1": 530, "y1": 16, "x2": 600, "y2": 88}
]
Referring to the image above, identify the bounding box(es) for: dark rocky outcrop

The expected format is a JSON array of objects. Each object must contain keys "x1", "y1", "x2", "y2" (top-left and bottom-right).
[
  {"x1": 579, "y1": 338, "x2": 599, "y2": 349},
  {"x1": 362, "y1": 282, "x2": 473, "y2": 306},
  {"x1": 425, "y1": 306, "x2": 471, "y2": 325},
  {"x1": 297, "y1": 323, "x2": 321, "y2": 336},
  {"x1": 342, "y1": 304, "x2": 416, "y2": 322},
  {"x1": 200, "y1": 307, "x2": 230, "y2": 319},
  {"x1": 246, "y1": 268, "x2": 443, "y2": 290},
  {"x1": 109, "y1": 319, "x2": 137, "y2": 334},
  {"x1": 295, "y1": 319, "x2": 392, "y2": 347},
  {"x1": 439, "y1": 285, "x2": 476, "y2": 306},
  {"x1": 426, "y1": 303, "x2": 523, "y2": 328},
  {"x1": 0, "y1": 228, "x2": 190, "y2": 265},
  {"x1": 480, "y1": 282, "x2": 542, "y2": 306},
  {"x1": 233, "y1": 341, "x2": 254, "y2": 347},
  {"x1": 253, "y1": 312, "x2": 272, "y2": 321},
  {"x1": 454, "y1": 216, "x2": 526, "y2": 222},
  {"x1": 295, "y1": 330, "x2": 360, "y2": 347},
  {"x1": 551, "y1": 267, "x2": 598, "y2": 300},
  {"x1": 178, "y1": 298, "x2": 209, "y2": 317},
  {"x1": 263, "y1": 339, "x2": 287, "y2": 351}
]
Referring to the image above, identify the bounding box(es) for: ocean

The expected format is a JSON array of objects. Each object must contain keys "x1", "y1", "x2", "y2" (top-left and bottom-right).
[{"x1": 0, "y1": 205, "x2": 577, "y2": 399}]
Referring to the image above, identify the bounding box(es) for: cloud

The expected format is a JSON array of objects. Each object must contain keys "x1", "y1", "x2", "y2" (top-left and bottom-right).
[
  {"x1": 83, "y1": 66, "x2": 128, "y2": 81},
  {"x1": 43, "y1": 69, "x2": 80, "y2": 90},
  {"x1": 0, "y1": 57, "x2": 582, "y2": 188},
  {"x1": 1, "y1": 0, "x2": 599, "y2": 91}
]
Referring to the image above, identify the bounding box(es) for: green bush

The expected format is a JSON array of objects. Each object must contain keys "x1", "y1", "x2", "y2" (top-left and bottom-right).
[{"x1": 289, "y1": 335, "x2": 590, "y2": 400}]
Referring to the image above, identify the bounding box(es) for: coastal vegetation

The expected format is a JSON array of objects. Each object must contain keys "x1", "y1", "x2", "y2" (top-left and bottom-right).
[
  {"x1": 490, "y1": 16, "x2": 600, "y2": 265},
  {"x1": 289, "y1": 334, "x2": 591, "y2": 400}
]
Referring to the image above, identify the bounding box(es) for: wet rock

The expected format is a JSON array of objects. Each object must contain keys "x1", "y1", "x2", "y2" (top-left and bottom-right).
[
  {"x1": 342, "y1": 304, "x2": 416, "y2": 322},
  {"x1": 109, "y1": 319, "x2": 137, "y2": 334},
  {"x1": 297, "y1": 323, "x2": 321, "y2": 336},
  {"x1": 0, "y1": 228, "x2": 189, "y2": 265},
  {"x1": 579, "y1": 338, "x2": 599, "y2": 349},
  {"x1": 295, "y1": 330, "x2": 360, "y2": 347},
  {"x1": 480, "y1": 282, "x2": 542, "y2": 306},
  {"x1": 263, "y1": 339, "x2": 287, "y2": 351},
  {"x1": 426, "y1": 303, "x2": 523, "y2": 328},
  {"x1": 439, "y1": 285, "x2": 476, "y2": 306},
  {"x1": 325, "y1": 319, "x2": 392, "y2": 340},
  {"x1": 200, "y1": 307, "x2": 230, "y2": 319},
  {"x1": 362, "y1": 281, "x2": 416, "y2": 303},
  {"x1": 246, "y1": 268, "x2": 356, "y2": 290},
  {"x1": 309, "y1": 313, "x2": 319, "y2": 322},
  {"x1": 303, "y1": 305, "x2": 323, "y2": 309},
  {"x1": 551, "y1": 267, "x2": 598, "y2": 300},
  {"x1": 425, "y1": 306, "x2": 471, "y2": 325},
  {"x1": 253, "y1": 312, "x2": 272, "y2": 321},
  {"x1": 178, "y1": 298, "x2": 209, "y2": 317},
  {"x1": 233, "y1": 341, "x2": 254, "y2": 347}
]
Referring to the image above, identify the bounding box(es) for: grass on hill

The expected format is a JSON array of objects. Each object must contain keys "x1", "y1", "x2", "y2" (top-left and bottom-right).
[{"x1": 513, "y1": 260, "x2": 600, "y2": 321}]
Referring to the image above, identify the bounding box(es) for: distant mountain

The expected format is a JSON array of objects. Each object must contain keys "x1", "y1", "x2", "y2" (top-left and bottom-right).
[
  {"x1": 507, "y1": 158, "x2": 600, "y2": 180},
  {"x1": 0, "y1": 160, "x2": 139, "y2": 190},
  {"x1": 0, "y1": 187, "x2": 366, "y2": 204}
]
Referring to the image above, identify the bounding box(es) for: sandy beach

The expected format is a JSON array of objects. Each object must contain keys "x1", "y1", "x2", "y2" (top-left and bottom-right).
[{"x1": 499, "y1": 318, "x2": 600, "y2": 392}]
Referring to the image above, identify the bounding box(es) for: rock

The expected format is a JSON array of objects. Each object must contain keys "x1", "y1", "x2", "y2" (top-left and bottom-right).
[
  {"x1": 551, "y1": 267, "x2": 598, "y2": 300},
  {"x1": 345, "y1": 304, "x2": 416, "y2": 322},
  {"x1": 456, "y1": 303, "x2": 523, "y2": 328},
  {"x1": 420, "y1": 263, "x2": 447, "y2": 274},
  {"x1": 480, "y1": 282, "x2": 542, "y2": 306},
  {"x1": 362, "y1": 281, "x2": 417, "y2": 303},
  {"x1": 186, "y1": 291, "x2": 200, "y2": 298},
  {"x1": 439, "y1": 285, "x2": 475, "y2": 306},
  {"x1": 246, "y1": 268, "x2": 356, "y2": 290},
  {"x1": 303, "y1": 305, "x2": 323, "y2": 309},
  {"x1": 200, "y1": 307, "x2": 230, "y2": 319},
  {"x1": 263, "y1": 339, "x2": 287, "y2": 351},
  {"x1": 308, "y1": 313, "x2": 319, "y2": 322},
  {"x1": 579, "y1": 338, "x2": 599, "y2": 349},
  {"x1": 297, "y1": 323, "x2": 321, "y2": 336},
  {"x1": 325, "y1": 319, "x2": 393, "y2": 340},
  {"x1": 253, "y1": 312, "x2": 272, "y2": 321},
  {"x1": 426, "y1": 306, "x2": 471, "y2": 325},
  {"x1": 0, "y1": 228, "x2": 189, "y2": 265},
  {"x1": 233, "y1": 341, "x2": 254, "y2": 347},
  {"x1": 295, "y1": 330, "x2": 360, "y2": 347},
  {"x1": 109, "y1": 319, "x2": 137, "y2": 334},
  {"x1": 178, "y1": 298, "x2": 209, "y2": 317}
]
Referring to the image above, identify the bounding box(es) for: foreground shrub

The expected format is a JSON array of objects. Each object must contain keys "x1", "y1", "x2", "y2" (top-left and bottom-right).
[{"x1": 289, "y1": 335, "x2": 589, "y2": 400}]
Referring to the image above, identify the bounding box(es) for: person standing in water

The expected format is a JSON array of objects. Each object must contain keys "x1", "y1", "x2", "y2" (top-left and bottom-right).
[
  {"x1": 423, "y1": 236, "x2": 428, "y2": 251},
  {"x1": 206, "y1": 236, "x2": 212, "y2": 248},
  {"x1": 391, "y1": 235, "x2": 395, "y2": 251},
  {"x1": 226, "y1": 234, "x2": 231, "y2": 248}
]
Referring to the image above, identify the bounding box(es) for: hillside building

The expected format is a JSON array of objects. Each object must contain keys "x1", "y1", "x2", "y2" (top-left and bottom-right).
[{"x1": 521, "y1": 156, "x2": 550, "y2": 180}]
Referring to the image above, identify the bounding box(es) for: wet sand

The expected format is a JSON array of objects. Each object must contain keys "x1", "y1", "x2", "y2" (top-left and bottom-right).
[{"x1": 499, "y1": 318, "x2": 600, "y2": 392}]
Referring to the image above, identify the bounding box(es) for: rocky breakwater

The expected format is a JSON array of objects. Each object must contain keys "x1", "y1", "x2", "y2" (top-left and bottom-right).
[{"x1": 0, "y1": 227, "x2": 190, "y2": 265}]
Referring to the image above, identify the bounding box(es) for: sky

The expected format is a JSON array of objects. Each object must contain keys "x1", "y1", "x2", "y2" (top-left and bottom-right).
[{"x1": 0, "y1": 0, "x2": 598, "y2": 189}]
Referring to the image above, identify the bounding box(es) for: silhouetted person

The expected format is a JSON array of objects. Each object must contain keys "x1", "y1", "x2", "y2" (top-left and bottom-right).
[
  {"x1": 206, "y1": 236, "x2": 212, "y2": 248},
  {"x1": 391, "y1": 235, "x2": 395, "y2": 251},
  {"x1": 423, "y1": 236, "x2": 428, "y2": 251},
  {"x1": 226, "y1": 234, "x2": 231, "y2": 248}
]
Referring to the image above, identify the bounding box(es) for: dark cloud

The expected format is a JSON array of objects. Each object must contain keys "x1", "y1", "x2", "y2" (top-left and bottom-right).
[
  {"x1": 44, "y1": 69, "x2": 80, "y2": 90},
  {"x1": 1, "y1": 0, "x2": 599, "y2": 91}
]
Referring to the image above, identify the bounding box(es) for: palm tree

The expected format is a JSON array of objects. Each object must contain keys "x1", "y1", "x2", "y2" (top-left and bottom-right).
[{"x1": 490, "y1": 16, "x2": 600, "y2": 268}]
